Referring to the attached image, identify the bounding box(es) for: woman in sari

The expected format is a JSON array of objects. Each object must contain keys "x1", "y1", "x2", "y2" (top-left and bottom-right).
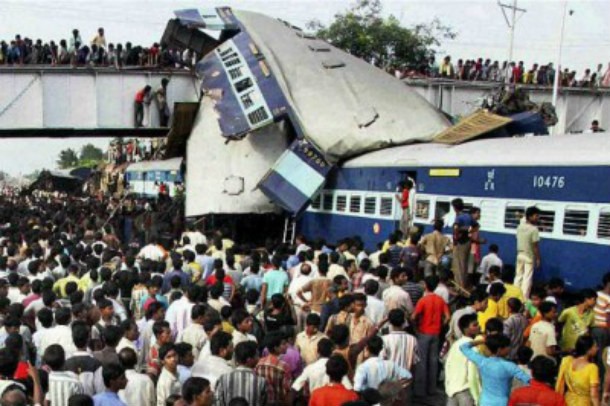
[{"x1": 556, "y1": 335, "x2": 600, "y2": 406}]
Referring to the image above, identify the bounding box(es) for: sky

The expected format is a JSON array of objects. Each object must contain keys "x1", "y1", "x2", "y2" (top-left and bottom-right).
[{"x1": 0, "y1": 0, "x2": 608, "y2": 175}]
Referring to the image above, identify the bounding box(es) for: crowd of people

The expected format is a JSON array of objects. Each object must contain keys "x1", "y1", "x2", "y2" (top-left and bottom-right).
[
  {"x1": 0, "y1": 29, "x2": 198, "y2": 69},
  {"x1": 404, "y1": 56, "x2": 610, "y2": 88},
  {"x1": 0, "y1": 191, "x2": 609, "y2": 406}
]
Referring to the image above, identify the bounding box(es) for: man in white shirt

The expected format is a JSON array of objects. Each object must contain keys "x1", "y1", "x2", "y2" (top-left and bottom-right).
[
  {"x1": 382, "y1": 309, "x2": 419, "y2": 372},
  {"x1": 478, "y1": 244, "x2": 503, "y2": 284},
  {"x1": 292, "y1": 338, "x2": 352, "y2": 393},
  {"x1": 382, "y1": 268, "x2": 413, "y2": 317},
  {"x1": 191, "y1": 331, "x2": 234, "y2": 387},
  {"x1": 44, "y1": 344, "x2": 84, "y2": 406},
  {"x1": 354, "y1": 336, "x2": 412, "y2": 392},
  {"x1": 166, "y1": 286, "x2": 198, "y2": 338},
  {"x1": 445, "y1": 313, "x2": 480, "y2": 405},
  {"x1": 118, "y1": 347, "x2": 156, "y2": 406},
  {"x1": 177, "y1": 305, "x2": 208, "y2": 359},
  {"x1": 138, "y1": 238, "x2": 166, "y2": 262},
  {"x1": 39, "y1": 308, "x2": 77, "y2": 359},
  {"x1": 363, "y1": 280, "x2": 385, "y2": 325},
  {"x1": 288, "y1": 263, "x2": 314, "y2": 331},
  {"x1": 231, "y1": 310, "x2": 258, "y2": 347},
  {"x1": 327, "y1": 252, "x2": 349, "y2": 281}
]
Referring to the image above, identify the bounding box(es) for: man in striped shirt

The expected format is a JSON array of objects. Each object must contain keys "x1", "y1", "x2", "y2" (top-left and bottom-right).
[
  {"x1": 382, "y1": 309, "x2": 419, "y2": 373},
  {"x1": 215, "y1": 341, "x2": 267, "y2": 406},
  {"x1": 44, "y1": 344, "x2": 84, "y2": 406},
  {"x1": 255, "y1": 333, "x2": 293, "y2": 406},
  {"x1": 592, "y1": 272, "x2": 610, "y2": 373}
]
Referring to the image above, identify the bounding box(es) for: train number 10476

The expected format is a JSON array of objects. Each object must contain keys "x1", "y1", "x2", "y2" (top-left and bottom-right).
[{"x1": 533, "y1": 175, "x2": 565, "y2": 189}]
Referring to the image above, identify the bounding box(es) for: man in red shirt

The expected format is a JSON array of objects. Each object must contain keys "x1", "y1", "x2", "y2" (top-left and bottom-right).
[
  {"x1": 411, "y1": 276, "x2": 450, "y2": 398},
  {"x1": 309, "y1": 355, "x2": 358, "y2": 406},
  {"x1": 134, "y1": 85, "x2": 152, "y2": 128},
  {"x1": 509, "y1": 356, "x2": 565, "y2": 406},
  {"x1": 395, "y1": 179, "x2": 414, "y2": 236}
]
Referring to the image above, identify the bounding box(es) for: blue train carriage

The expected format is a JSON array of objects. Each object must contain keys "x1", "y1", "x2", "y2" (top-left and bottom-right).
[
  {"x1": 124, "y1": 158, "x2": 184, "y2": 198},
  {"x1": 299, "y1": 133, "x2": 610, "y2": 290}
]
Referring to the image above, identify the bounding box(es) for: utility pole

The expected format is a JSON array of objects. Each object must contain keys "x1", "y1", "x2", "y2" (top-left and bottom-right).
[
  {"x1": 552, "y1": 0, "x2": 570, "y2": 108},
  {"x1": 498, "y1": 0, "x2": 526, "y2": 67}
]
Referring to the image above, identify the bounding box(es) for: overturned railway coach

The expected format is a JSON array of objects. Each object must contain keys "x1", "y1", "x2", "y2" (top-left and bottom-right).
[{"x1": 299, "y1": 133, "x2": 610, "y2": 290}]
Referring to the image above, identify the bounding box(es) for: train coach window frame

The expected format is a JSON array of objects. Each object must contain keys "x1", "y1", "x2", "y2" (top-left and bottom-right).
[
  {"x1": 350, "y1": 195, "x2": 362, "y2": 213},
  {"x1": 504, "y1": 205, "x2": 525, "y2": 229},
  {"x1": 537, "y1": 208, "x2": 556, "y2": 234},
  {"x1": 415, "y1": 199, "x2": 430, "y2": 220},
  {"x1": 563, "y1": 208, "x2": 589, "y2": 236},
  {"x1": 311, "y1": 194, "x2": 322, "y2": 210},
  {"x1": 380, "y1": 197, "x2": 393, "y2": 217},
  {"x1": 322, "y1": 192, "x2": 333, "y2": 211},
  {"x1": 336, "y1": 195, "x2": 347, "y2": 212},
  {"x1": 597, "y1": 208, "x2": 610, "y2": 240},
  {"x1": 364, "y1": 196, "x2": 377, "y2": 215},
  {"x1": 435, "y1": 200, "x2": 451, "y2": 223}
]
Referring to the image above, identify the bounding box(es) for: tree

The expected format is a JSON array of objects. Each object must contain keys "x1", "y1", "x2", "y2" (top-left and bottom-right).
[
  {"x1": 56, "y1": 148, "x2": 79, "y2": 169},
  {"x1": 308, "y1": 0, "x2": 456, "y2": 70},
  {"x1": 79, "y1": 144, "x2": 104, "y2": 162}
]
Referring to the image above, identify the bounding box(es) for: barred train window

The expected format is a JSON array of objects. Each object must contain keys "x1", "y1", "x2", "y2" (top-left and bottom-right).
[
  {"x1": 563, "y1": 210, "x2": 589, "y2": 236},
  {"x1": 415, "y1": 199, "x2": 430, "y2": 219},
  {"x1": 504, "y1": 206, "x2": 525, "y2": 229},
  {"x1": 311, "y1": 194, "x2": 321, "y2": 210},
  {"x1": 598, "y1": 210, "x2": 610, "y2": 239},
  {"x1": 538, "y1": 210, "x2": 555, "y2": 233},
  {"x1": 336, "y1": 195, "x2": 347, "y2": 212},
  {"x1": 323, "y1": 193, "x2": 333, "y2": 211},
  {"x1": 380, "y1": 197, "x2": 393, "y2": 216},
  {"x1": 435, "y1": 201, "x2": 451, "y2": 221},
  {"x1": 364, "y1": 197, "x2": 377, "y2": 215},
  {"x1": 350, "y1": 195, "x2": 362, "y2": 213}
]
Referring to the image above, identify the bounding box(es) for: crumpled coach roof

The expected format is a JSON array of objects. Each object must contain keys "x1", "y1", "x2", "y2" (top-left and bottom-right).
[{"x1": 233, "y1": 9, "x2": 450, "y2": 162}]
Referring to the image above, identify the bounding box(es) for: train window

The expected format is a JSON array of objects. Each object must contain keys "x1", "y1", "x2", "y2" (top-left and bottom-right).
[
  {"x1": 336, "y1": 195, "x2": 347, "y2": 212},
  {"x1": 350, "y1": 195, "x2": 362, "y2": 213},
  {"x1": 323, "y1": 193, "x2": 333, "y2": 211},
  {"x1": 380, "y1": 197, "x2": 393, "y2": 216},
  {"x1": 311, "y1": 194, "x2": 321, "y2": 210},
  {"x1": 415, "y1": 199, "x2": 430, "y2": 219},
  {"x1": 462, "y1": 202, "x2": 474, "y2": 214},
  {"x1": 364, "y1": 197, "x2": 377, "y2": 215},
  {"x1": 538, "y1": 209, "x2": 556, "y2": 233},
  {"x1": 435, "y1": 201, "x2": 451, "y2": 222},
  {"x1": 563, "y1": 209, "x2": 589, "y2": 236},
  {"x1": 504, "y1": 205, "x2": 525, "y2": 229},
  {"x1": 598, "y1": 210, "x2": 610, "y2": 239}
]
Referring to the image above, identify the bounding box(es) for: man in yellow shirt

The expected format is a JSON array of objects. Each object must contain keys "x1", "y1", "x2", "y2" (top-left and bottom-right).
[
  {"x1": 479, "y1": 283, "x2": 506, "y2": 332},
  {"x1": 498, "y1": 268, "x2": 525, "y2": 319},
  {"x1": 53, "y1": 264, "x2": 82, "y2": 298}
]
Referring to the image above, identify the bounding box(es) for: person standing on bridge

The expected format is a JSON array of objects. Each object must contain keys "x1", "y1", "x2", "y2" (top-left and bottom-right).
[
  {"x1": 155, "y1": 78, "x2": 170, "y2": 127},
  {"x1": 134, "y1": 85, "x2": 152, "y2": 128},
  {"x1": 515, "y1": 206, "x2": 541, "y2": 299}
]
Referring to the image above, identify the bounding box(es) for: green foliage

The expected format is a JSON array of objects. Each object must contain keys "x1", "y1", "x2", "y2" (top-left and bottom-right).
[
  {"x1": 56, "y1": 144, "x2": 104, "y2": 170},
  {"x1": 79, "y1": 143, "x2": 104, "y2": 162},
  {"x1": 308, "y1": 0, "x2": 455, "y2": 69},
  {"x1": 57, "y1": 148, "x2": 79, "y2": 169}
]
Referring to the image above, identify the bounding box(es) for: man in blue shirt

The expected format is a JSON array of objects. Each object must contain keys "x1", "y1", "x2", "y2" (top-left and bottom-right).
[
  {"x1": 93, "y1": 363, "x2": 128, "y2": 406},
  {"x1": 261, "y1": 256, "x2": 289, "y2": 308},
  {"x1": 460, "y1": 334, "x2": 530, "y2": 406},
  {"x1": 162, "y1": 257, "x2": 191, "y2": 293}
]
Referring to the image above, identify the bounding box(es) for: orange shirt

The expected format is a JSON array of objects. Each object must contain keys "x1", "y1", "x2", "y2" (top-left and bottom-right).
[
  {"x1": 413, "y1": 293, "x2": 449, "y2": 335},
  {"x1": 309, "y1": 383, "x2": 358, "y2": 406}
]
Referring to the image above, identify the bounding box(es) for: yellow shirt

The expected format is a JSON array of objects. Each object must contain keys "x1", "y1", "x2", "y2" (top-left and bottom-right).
[
  {"x1": 53, "y1": 274, "x2": 82, "y2": 298},
  {"x1": 497, "y1": 283, "x2": 524, "y2": 319},
  {"x1": 556, "y1": 356, "x2": 599, "y2": 406},
  {"x1": 478, "y1": 298, "x2": 500, "y2": 332}
]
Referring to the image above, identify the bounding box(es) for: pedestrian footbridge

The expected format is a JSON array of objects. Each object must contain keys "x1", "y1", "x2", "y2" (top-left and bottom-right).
[{"x1": 0, "y1": 67, "x2": 200, "y2": 137}]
